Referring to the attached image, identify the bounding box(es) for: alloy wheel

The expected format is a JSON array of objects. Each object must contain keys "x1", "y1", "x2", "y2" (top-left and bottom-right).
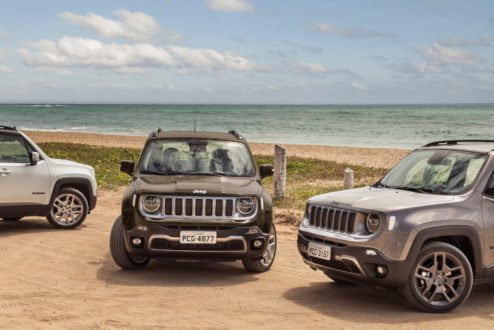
[
  {"x1": 413, "y1": 251, "x2": 467, "y2": 307},
  {"x1": 260, "y1": 227, "x2": 276, "y2": 267},
  {"x1": 50, "y1": 193, "x2": 84, "y2": 226}
]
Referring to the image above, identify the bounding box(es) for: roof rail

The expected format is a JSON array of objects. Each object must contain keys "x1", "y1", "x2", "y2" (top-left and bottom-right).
[
  {"x1": 0, "y1": 125, "x2": 17, "y2": 131},
  {"x1": 228, "y1": 130, "x2": 245, "y2": 140},
  {"x1": 423, "y1": 139, "x2": 494, "y2": 147}
]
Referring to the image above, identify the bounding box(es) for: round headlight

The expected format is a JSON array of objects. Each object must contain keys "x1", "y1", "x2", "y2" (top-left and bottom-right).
[
  {"x1": 365, "y1": 214, "x2": 381, "y2": 233},
  {"x1": 237, "y1": 198, "x2": 255, "y2": 215},
  {"x1": 142, "y1": 195, "x2": 161, "y2": 213}
]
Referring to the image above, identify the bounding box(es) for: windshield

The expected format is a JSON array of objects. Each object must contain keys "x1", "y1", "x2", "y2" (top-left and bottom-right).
[
  {"x1": 139, "y1": 139, "x2": 255, "y2": 177},
  {"x1": 377, "y1": 149, "x2": 486, "y2": 195}
]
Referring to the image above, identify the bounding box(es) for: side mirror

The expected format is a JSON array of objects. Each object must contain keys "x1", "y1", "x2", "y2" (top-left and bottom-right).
[
  {"x1": 120, "y1": 160, "x2": 135, "y2": 176},
  {"x1": 30, "y1": 151, "x2": 40, "y2": 165},
  {"x1": 259, "y1": 164, "x2": 274, "y2": 179}
]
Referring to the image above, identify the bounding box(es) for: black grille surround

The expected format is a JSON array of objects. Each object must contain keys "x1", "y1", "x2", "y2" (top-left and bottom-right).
[
  {"x1": 307, "y1": 204, "x2": 359, "y2": 234},
  {"x1": 139, "y1": 195, "x2": 257, "y2": 222}
]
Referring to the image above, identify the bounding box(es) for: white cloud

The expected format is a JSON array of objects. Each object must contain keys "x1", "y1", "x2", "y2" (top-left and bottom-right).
[
  {"x1": 60, "y1": 10, "x2": 179, "y2": 42},
  {"x1": 290, "y1": 61, "x2": 351, "y2": 75},
  {"x1": 351, "y1": 82, "x2": 367, "y2": 90},
  {"x1": 422, "y1": 43, "x2": 479, "y2": 64},
  {"x1": 205, "y1": 0, "x2": 255, "y2": 13},
  {"x1": 169, "y1": 45, "x2": 258, "y2": 72},
  {"x1": 18, "y1": 36, "x2": 258, "y2": 73},
  {"x1": 313, "y1": 22, "x2": 397, "y2": 38},
  {"x1": 19, "y1": 37, "x2": 175, "y2": 68}
]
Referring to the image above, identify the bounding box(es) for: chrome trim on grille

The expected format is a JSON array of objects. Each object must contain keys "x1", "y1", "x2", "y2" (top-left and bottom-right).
[
  {"x1": 307, "y1": 205, "x2": 359, "y2": 234},
  {"x1": 148, "y1": 234, "x2": 247, "y2": 253},
  {"x1": 139, "y1": 195, "x2": 258, "y2": 223}
]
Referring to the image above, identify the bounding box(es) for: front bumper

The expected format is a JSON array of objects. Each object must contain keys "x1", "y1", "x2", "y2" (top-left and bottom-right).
[
  {"x1": 124, "y1": 223, "x2": 270, "y2": 261},
  {"x1": 298, "y1": 231, "x2": 412, "y2": 288}
]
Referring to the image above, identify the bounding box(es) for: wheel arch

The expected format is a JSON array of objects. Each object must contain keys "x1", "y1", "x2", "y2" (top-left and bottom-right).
[
  {"x1": 51, "y1": 177, "x2": 95, "y2": 211},
  {"x1": 407, "y1": 226, "x2": 484, "y2": 278}
]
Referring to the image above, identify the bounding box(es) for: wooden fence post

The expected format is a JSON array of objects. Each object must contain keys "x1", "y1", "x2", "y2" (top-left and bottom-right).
[
  {"x1": 344, "y1": 167, "x2": 354, "y2": 189},
  {"x1": 274, "y1": 144, "x2": 287, "y2": 199}
]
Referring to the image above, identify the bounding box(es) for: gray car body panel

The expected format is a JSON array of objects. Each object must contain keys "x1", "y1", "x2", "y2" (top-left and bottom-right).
[{"x1": 299, "y1": 146, "x2": 494, "y2": 277}]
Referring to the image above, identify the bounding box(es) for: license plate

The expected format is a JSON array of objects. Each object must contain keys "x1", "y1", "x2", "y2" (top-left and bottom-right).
[
  {"x1": 180, "y1": 231, "x2": 217, "y2": 244},
  {"x1": 308, "y1": 242, "x2": 331, "y2": 260}
]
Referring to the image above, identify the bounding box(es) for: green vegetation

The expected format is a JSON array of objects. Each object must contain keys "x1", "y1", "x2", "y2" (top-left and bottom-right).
[{"x1": 40, "y1": 142, "x2": 387, "y2": 210}]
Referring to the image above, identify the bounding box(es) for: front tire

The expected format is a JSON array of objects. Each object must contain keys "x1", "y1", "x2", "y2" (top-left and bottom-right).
[
  {"x1": 242, "y1": 223, "x2": 277, "y2": 273},
  {"x1": 47, "y1": 188, "x2": 88, "y2": 229},
  {"x1": 110, "y1": 217, "x2": 150, "y2": 270},
  {"x1": 403, "y1": 242, "x2": 473, "y2": 313},
  {"x1": 2, "y1": 217, "x2": 22, "y2": 221}
]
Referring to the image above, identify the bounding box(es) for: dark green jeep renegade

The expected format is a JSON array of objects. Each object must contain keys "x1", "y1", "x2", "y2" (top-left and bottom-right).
[{"x1": 110, "y1": 129, "x2": 276, "y2": 272}]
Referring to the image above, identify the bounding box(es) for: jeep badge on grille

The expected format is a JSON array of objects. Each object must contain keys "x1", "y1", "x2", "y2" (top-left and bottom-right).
[{"x1": 192, "y1": 189, "x2": 207, "y2": 194}]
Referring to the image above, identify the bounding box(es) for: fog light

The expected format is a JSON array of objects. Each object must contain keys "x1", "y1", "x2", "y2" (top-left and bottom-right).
[
  {"x1": 251, "y1": 239, "x2": 265, "y2": 250},
  {"x1": 376, "y1": 265, "x2": 388, "y2": 277},
  {"x1": 131, "y1": 237, "x2": 143, "y2": 248}
]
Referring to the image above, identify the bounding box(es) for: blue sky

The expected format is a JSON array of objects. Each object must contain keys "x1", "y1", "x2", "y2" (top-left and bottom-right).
[{"x1": 0, "y1": 0, "x2": 493, "y2": 104}]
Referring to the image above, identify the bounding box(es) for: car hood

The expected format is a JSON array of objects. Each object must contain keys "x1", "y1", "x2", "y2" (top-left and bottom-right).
[
  {"x1": 51, "y1": 158, "x2": 94, "y2": 171},
  {"x1": 309, "y1": 187, "x2": 457, "y2": 212},
  {"x1": 135, "y1": 175, "x2": 261, "y2": 196}
]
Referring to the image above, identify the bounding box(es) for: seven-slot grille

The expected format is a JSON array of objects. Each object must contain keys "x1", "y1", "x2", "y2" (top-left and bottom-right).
[
  {"x1": 308, "y1": 205, "x2": 356, "y2": 234},
  {"x1": 141, "y1": 195, "x2": 256, "y2": 221}
]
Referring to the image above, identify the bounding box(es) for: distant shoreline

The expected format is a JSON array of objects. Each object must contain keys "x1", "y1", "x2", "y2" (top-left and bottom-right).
[
  {"x1": 2, "y1": 102, "x2": 494, "y2": 106},
  {"x1": 26, "y1": 130, "x2": 409, "y2": 169}
]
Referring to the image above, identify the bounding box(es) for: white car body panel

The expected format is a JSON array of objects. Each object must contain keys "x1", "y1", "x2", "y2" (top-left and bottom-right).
[{"x1": 0, "y1": 130, "x2": 97, "y2": 207}]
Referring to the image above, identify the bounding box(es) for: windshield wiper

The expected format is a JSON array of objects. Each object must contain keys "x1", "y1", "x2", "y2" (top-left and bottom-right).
[
  {"x1": 394, "y1": 186, "x2": 435, "y2": 194},
  {"x1": 374, "y1": 183, "x2": 437, "y2": 194},
  {"x1": 188, "y1": 172, "x2": 227, "y2": 177},
  {"x1": 141, "y1": 170, "x2": 188, "y2": 176}
]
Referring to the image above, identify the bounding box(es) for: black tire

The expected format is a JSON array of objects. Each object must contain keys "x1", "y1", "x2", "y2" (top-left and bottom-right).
[
  {"x1": 2, "y1": 217, "x2": 22, "y2": 221},
  {"x1": 403, "y1": 242, "x2": 473, "y2": 313},
  {"x1": 242, "y1": 223, "x2": 277, "y2": 273},
  {"x1": 110, "y1": 216, "x2": 150, "y2": 270},
  {"x1": 46, "y1": 187, "x2": 88, "y2": 229}
]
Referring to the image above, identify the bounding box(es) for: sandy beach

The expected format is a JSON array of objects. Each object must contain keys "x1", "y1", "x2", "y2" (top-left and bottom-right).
[
  {"x1": 26, "y1": 130, "x2": 410, "y2": 169},
  {"x1": 2, "y1": 190, "x2": 494, "y2": 329}
]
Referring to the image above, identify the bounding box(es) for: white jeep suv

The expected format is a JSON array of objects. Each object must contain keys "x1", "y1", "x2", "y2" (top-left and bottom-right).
[{"x1": 0, "y1": 126, "x2": 97, "y2": 228}]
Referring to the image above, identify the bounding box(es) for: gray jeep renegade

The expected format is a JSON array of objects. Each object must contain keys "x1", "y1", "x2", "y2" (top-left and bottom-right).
[{"x1": 298, "y1": 139, "x2": 494, "y2": 312}]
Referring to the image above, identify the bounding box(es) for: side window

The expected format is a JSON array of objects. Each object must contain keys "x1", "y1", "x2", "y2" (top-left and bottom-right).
[
  {"x1": 0, "y1": 134, "x2": 30, "y2": 164},
  {"x1": 486, "y1": 172, "x2": 494, "y2": 197}
]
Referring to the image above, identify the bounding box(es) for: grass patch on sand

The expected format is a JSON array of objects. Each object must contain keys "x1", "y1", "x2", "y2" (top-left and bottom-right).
[{"x1": 40, "y1": 142, "x2": 387, "y2": 211}]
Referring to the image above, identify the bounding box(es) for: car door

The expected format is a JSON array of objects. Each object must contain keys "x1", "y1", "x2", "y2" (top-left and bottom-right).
[
  {"x1": 0, "y1": 133, "x2": 50, "y2": 205},
  {"x1": 482, "y1": 170, "x2": 494, "y2": 267}
]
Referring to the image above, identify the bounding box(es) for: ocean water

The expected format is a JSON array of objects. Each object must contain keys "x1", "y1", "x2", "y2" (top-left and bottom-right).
[{"x1": 0, "y1": 104, "x2": 493, "y2": 149}]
